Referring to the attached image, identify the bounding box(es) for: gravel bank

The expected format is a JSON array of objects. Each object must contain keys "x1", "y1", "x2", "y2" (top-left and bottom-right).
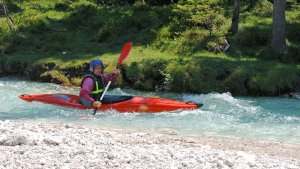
[{"x1": 0, "y1": 120, "x2": 299, "y2": 169}]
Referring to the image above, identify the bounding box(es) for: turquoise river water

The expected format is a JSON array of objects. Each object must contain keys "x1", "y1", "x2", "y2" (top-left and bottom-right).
[{"x1": 0, "y1": 77, "x2": 299, "y2": 143}]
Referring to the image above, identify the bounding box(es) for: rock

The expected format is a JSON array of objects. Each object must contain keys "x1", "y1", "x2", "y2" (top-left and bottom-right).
[
  {"x1": 286, "y1": 164, "x2": 298, "y2": 169},
  {"x1": 3, "y1": 135, "x2": 27, "y2": 146},
  {"x1": 109, "y1": 160, "x2": 120, "y2": 167},
  {"x1": 248, "y1": 161, "x2": 256, "y2": 167},
  {"x1": 217, "y1": 162, "x2": 224, "y2": 168},
  {"x1": 64, "y1": 124, "x2": 71, "y2": 128},
  {"x1": 2, "y1": 161, "x2": 9, "y2": 167},
  {"x1": 0, "y1": 134, "x2": 7, "y2": 144},
  {"x1": 107, "y1": 151, "x2": 116, "y2": 160},
  {"x1": 89, "y1": 161, "x2": 97, "y2": 167},
  {"x1": 224, "y1": 159, "x2": 234, "y2": 167},
  {"x1": 167, "y1": 150, "x2": 174, "y2": 157},
  {"x1": 64, "y1": 159, "x2": 71, "y2": 163},
  {"x1": 14, "y1": 150, "x2": 25, "y2": 155},
  {"x1": 125, "y1": 159, "x2": 132, "y2": 164},
  {"x1": 39, "y1": 159, "x2": 47, "y2": 165},
  {"x1": 196, "y1": 157, "x2": 204, "y2": 164},
  {"x1": 0, "y1": 127, "x2": 8, "y2": 133},
  {"x1": 43, "y1": 137, "x2": 61, "y2": 146},
  {"x1": 17, "y1": 136, "x2": 28, "y2": 145},
  {"x1": 30, "y1": 140, "x2": 38, "y2": 145},
  {"x1": 181, "y1": 162, "x2": 188, "y2": 167}
]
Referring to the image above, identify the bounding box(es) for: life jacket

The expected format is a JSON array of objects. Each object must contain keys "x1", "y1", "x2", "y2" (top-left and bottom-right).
[{"x1": 81, "y1": 72, "x2": 105, "y2": 101}]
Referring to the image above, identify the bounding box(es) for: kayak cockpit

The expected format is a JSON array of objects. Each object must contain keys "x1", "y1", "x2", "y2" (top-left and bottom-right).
[{"x1": 102, "y1": 95, "x2": 133, "y2": 104}]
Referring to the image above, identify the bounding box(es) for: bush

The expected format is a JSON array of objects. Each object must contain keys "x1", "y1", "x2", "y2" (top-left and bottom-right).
[
  {"x1": 286, "y1": 0, "x2": 299, "y2": 10},
  {"x1": 3, "y1": 34, "x2": 23, "y2": 54},
  {"x1": 164, "y1": 61, "x2": 188, "y2": 92},
  {"x1": 126, "y1": 59, "x2": 167, "y2": 90},
  {"x1": 0, "y1": 19, "x2": 11, "y2": 49},
  {"x1": 126, "y1": 61, "x2": 143, "y2": 83},
  {"x1": 18, "y1": 9, "x2": 50, "y2": 34},
  {"x1": 54, "y1": 2, "x2": 70, "y2": 11},
  {"x1": 232, "y1": 26, "x2": 270, "y2": 47},
  {"x1": 172, "y1": 28, "x2": 226, "y2": 54},
  {"x1": 248, "y1": 64, "x2": 300, "y2": 95},
  {"x1": 252, "y1": 0, "x2": 273, "y2": 17},
  {"x1": 67, "y1": 5, "x2": 97, "y2": 29}
]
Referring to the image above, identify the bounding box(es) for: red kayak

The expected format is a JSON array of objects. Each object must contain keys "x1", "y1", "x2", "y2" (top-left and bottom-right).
[{"x1": 19, "y1": 94, "x2": 201, "y2": 113}]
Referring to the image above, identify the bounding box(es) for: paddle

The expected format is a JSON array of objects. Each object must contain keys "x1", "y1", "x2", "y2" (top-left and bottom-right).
[{"x1": 93, "y1": 42, "x2": 132, "y2": 115}]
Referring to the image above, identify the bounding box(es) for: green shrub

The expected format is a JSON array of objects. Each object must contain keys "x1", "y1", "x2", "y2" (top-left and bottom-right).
[
  {"x1": 54, "y1": 2, "x2": 70, "y2": 11},
  {"x1": 67, "y1": 5, "x2": 97, "y2": 29},
  {"x1": 126, "y1": 59, "x2": 167, "y2": 90},
  {"x1": 172, "y1": 29, "x2": 217, "y2": 54},
  {"x1": 18, "y1": 9, "x2": 50, "y2": 34},
  {"x1": 224, "y1": 66, "x2": 249, "y2": 95},
  {"x1": 248, "y1": 64, "x2": 300, "y2": 95},
  {"x1": 3, "y1": 34, "x2": 23, "y2": 54},
  {"x1": 0, "y1": 19, "x2": 11, "y2": 50},
  {"x1": 164, "y1": 61, "x2": 188, "y2": 92},
  {"x1": 252, "y1": 0, "x2": 273, "y2": 17},
  {"x1": 232, "y1": 26, "x2": 270, "y2": 47},
  {"x1": 142, "y1": 59, "x2": 167, "y2": 81},
  {"x1": 286, "y1": 0, "x2": 299, "y2": 10},
  {"x1": 126, "y1": 61, "x2": 143, "y2": 83}
]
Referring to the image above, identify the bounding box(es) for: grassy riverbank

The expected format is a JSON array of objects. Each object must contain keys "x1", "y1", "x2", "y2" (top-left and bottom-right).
[{"x1": 0, "y1": 0, "x2": 300, "y2": 96}]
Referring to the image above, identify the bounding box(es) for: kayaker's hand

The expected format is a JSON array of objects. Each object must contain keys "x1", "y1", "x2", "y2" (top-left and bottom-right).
[
  {"x1": 93, "y1": 101, "x2": 102, "y2": 108},
  {"x1": 112, "y1": 68, "x2": 118, "y2": 75}
]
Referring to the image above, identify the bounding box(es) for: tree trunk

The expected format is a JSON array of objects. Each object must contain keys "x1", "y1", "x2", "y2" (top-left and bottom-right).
[
  {"x1": 231, "y1": 0, "x2": 240, "y2": 35},
  {"x1": 271, "y1": 0, "x2": 287, "y2": 53}
]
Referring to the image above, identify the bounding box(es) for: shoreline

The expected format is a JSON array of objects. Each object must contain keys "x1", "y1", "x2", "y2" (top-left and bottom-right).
[
  {"x1": 1, "y1": 120, "x2": 299, "y2": 168},
  {"x1": 29, "y1": 119, "x2": 300, "y2": 160}
]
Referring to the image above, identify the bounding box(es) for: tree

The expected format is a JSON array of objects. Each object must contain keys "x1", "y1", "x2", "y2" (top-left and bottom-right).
[
  {"x1": 271, "y1": 0, "x2": 287, "y2": 53},
  {"x1": 0, "y1": 0, "x2": 15, "y2": 31},
  {"x1": 231, "y1": 0, "x2": 240, "y2": 35}
]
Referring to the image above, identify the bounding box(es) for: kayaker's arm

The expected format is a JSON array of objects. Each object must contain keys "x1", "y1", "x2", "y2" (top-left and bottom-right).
[
  {"x1": 103, "y1": 70, "x2": 118, "y2": 85},
  {"x1": 79, "y1": 77, "x2": 95, "y2": 106}
]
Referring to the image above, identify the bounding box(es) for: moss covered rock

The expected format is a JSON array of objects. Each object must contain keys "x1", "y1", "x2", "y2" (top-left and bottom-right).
[{"x1": 40, "y1": 70, "x2": 70, "y2": 86}]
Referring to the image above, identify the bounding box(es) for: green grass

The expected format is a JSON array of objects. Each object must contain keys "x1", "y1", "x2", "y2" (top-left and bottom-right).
[{"x1": 0, "y1": 0, "x2": 300, "y2": 96}]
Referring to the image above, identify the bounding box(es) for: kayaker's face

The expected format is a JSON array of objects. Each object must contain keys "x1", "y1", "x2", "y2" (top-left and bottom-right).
[{"x1": 93, "y1": 66, "x2": 103, "y2": 76}]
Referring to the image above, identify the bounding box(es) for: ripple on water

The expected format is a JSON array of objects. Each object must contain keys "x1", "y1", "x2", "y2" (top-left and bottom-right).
[{"x1": 0, "y1": 77, "x2": 299, "y2": 143}]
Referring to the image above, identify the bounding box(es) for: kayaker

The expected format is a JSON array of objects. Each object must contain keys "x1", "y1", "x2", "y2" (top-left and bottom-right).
[{"x1": 79, "y1": 59, "x2": 118, "y2": 108}]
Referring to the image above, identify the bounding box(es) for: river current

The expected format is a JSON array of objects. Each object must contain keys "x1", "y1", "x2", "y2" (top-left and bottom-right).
[{"x1": 0, "y1": 77, "x2": 299, "y2": 143}]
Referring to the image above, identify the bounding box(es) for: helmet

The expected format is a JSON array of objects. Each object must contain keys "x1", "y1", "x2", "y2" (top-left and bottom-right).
[{"x1": 89, "y1": 59, "x2": 104, "y2": 71}]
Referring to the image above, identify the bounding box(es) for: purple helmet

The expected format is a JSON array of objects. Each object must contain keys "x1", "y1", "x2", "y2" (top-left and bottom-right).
[{"x1": 89, "y1": 59, "x2": 104, "y2": 71}]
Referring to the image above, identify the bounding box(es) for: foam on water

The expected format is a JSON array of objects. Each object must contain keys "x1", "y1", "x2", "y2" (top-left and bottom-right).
[{"x1": 0, "y1": 77, "x2": 299, "y2": 143}]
